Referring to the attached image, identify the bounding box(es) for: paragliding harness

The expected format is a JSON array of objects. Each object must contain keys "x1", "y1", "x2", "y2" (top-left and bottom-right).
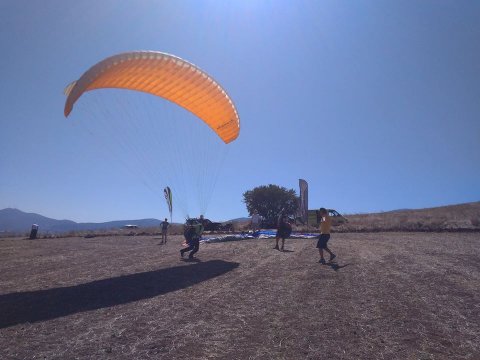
[
  {"x1": 184, "y1": 218, "x2": 204, "y2": 246},
  {"x1": 182, "y1": 218, "x2": 204, "y2": 259}
]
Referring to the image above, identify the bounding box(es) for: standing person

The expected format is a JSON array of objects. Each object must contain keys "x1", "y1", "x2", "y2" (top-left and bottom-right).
[
  {"x1": 274, "y1": 210, "x2": 292, "y2": 251},
  {"x1": 251, "y1": 210, "x2": 261, "y2": 233},
  {"x1": 29, "y1": 224, "x2": 39, "y2": 240},
  {"x1": 160, "y1": 218, "x2": 169, "y2": 244},
  {"x1": 317, "y1": 208, "x2": 336, "y2": 264},
  {"x1": 180, "y1": 219, "x2": 204, "y2": 259}
]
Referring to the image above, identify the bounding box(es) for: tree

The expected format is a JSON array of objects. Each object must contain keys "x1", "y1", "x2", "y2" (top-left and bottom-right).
[{"x1": 243, "y1": 184, "x2": 298, "y2": 227}]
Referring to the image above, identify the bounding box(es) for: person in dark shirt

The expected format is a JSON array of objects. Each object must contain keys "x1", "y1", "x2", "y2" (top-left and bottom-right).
[
  {"x1": 160, "y1": 218, "x2": 169, "y2": 244},
  {"x1": 274, "y1": 210, "x2": 292, "y2": 251},
  {"x1": 180, "y1": 219, "x2": 204, "y2": 259}
]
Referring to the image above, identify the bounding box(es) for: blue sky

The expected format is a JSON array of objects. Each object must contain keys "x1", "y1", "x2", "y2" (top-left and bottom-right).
[{"x1": 1, "y1": 0, "x2": 479, "y2": 222}]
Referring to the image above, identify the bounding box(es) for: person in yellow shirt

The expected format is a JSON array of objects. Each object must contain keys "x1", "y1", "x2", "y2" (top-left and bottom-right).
[{"x1": 317, "y1": 208, "x2": 336, "y2": 264}]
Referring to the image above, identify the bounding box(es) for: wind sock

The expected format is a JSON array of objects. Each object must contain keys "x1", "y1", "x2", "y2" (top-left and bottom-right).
[
  {"x1": 298, "y1": 179, "x2": 308, "y2": 224},
  {"x1": 164, "y1": 186, "x2": 173, "y2": 222}
]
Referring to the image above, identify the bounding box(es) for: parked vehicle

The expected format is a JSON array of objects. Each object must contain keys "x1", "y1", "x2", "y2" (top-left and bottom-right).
[
  {"x1": 307, "y1": 209, "x2": 348, "y2": 227},
  {"x1": 200, "y1": 218, "x2": 233, "y2": 232}
]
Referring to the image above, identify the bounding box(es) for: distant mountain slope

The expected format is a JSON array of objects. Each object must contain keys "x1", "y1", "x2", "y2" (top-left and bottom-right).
[
  {"x1": 0, "y1": 208, "x2": 160, "y2": 233},
  {"x1": 351, "y1": 201, "x2": 480, "y2": 219},
  {"x1": 340, "y1": 201, "x2": 480, "y2": 232},
  {"x1": 2, "y1": 202, "x2": 479, "y2": 234},
  {"x1": 228, "y1": 217, "x2": 250, "y2": 223}
]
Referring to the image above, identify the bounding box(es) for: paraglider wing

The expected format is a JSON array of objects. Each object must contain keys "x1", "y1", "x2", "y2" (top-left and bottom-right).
[{"x1": 64, "y1": 51, "x2": 240, "y2": 144}]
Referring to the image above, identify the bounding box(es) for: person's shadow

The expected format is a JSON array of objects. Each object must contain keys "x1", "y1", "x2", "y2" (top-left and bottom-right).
[
  {"x1": 0, "y1": 260, "x2": 238, "y2": 329},
  {"x1": 324, "y1": 262, "x2": 352, "y2": 272}
]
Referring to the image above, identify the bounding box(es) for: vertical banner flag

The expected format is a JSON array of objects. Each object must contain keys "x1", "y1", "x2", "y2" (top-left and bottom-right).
[
  {"x1": 164, "y1": 186, "x2": 173, "y2": 222},
  {"x1": 299, "y1": 179, "x2": 308, "y2": 223}
]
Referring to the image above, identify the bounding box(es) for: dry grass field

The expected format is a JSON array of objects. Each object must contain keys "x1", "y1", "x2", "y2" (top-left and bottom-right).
[
  {"x1": 336, "y1": 202, "x2": 480, "y2": 232},
  {"x1": 1, "y1": 232, "x2": 479, "y2": 359}
]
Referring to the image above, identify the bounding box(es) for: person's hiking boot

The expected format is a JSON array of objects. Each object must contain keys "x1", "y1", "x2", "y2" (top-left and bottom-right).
[
  {"x1": 273, "y1": 245, "x2": 279, "y2": 250},
  {"x1": 319, "y1": 258, "x2": 326, "y2": 264},
  {"x1": 329, "y1": 254, "x2": 336, "y2": 262}
]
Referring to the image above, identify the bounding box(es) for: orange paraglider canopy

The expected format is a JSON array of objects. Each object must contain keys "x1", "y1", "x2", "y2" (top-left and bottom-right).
[{"x1": 64, "y1": 51, "x2": 240, "y2": 143}]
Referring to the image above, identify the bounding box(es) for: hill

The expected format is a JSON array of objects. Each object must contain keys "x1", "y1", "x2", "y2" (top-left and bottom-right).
[
  {"x1": 336, "y1": 201, "x2": 480, "y2": 232},
  {"x1": 1, "y1": 201, "x2": 479, "y2": 236},
  {"x1": 0, "y1": 208, "x2": 160, "y2": 234}
]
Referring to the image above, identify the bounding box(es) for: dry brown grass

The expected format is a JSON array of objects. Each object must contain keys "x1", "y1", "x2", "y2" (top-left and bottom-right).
[
  {"x1": 333, "y1": 202, "x2": 480, "y2": 233},
  {"x1": 1, "y1": 232, "x2": 479, "y2": 359}
]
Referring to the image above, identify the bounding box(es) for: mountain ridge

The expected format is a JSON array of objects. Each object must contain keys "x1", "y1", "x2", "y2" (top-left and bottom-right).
[
  {"x1": 0, "y1": 208, "x2": 160, "y2": 233},
  {"x1": 1, "y1": 201, "x2": 478, "y2": 234}
]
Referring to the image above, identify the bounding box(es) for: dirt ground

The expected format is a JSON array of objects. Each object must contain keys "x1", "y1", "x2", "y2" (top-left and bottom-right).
[{"x1": 1, "y1": 232, "x2": 479, "y2": 359}]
